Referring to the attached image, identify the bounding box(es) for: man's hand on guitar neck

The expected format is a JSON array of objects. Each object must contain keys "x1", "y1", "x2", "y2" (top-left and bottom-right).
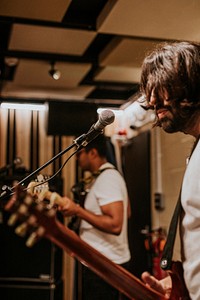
[
  {"x1": 34, "y1": 189, "x2": 80, "y2": 217},
  {"x1": 141, "y1": 272, "x2": 171, "y2": 299},
  {"x1": 57, "y1": 196, "x2": 80, "y2": 217},
  {"x1": 26, "y1": 179, "x2": 79, "y2": 215}
]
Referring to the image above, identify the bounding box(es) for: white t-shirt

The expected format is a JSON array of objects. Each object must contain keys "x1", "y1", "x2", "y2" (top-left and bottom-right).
[
  {"x1": 79, "y1": 162, "x2": 131, "y2": 265},
  {"x1": 181, "y1": 139, "x2": 200, "y2": 300}
]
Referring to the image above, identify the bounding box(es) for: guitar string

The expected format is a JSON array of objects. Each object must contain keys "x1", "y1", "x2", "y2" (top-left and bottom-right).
[{"x1": 21, "y1": 149, "x2": 79, "y2": 193}]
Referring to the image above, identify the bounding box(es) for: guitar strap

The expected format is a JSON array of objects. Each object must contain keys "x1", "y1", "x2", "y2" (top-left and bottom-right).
[
  {"x1": 160, "y1": 190, "x2": 181, "y2": 270},
  {"x1": 81, "y1": 166, "x2": 117, "y2": 205},
  {"x1": 73, "y1": 166, "x2": 116, "y2": 205}
]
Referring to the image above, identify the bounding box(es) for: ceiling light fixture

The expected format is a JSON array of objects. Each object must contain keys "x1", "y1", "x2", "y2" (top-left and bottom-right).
[
  {"x1": 4, "y1": 57, "x2": 19, "y2": 67},
  {"x1": 49, "y1": 61, "x2": 61, "y2": 80}
]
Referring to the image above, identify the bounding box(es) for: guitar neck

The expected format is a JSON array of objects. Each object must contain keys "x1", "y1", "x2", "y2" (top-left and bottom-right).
[{"x1": 36, "y1": 208, "x2": 165, "y2": 300}]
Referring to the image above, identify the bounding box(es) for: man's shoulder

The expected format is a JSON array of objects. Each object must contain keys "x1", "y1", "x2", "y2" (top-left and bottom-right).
[{"x1": 99, "y1": 162, "x2": 117, "y2": 172}]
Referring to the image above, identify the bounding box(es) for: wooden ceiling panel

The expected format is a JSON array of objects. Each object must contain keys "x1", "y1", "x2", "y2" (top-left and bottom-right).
[
  {"x1": 99, "y1": 0, "x2": 200, "y2": 42},
  {"x1": 1, "y1": 0, "x2": 200, "y2": 104},
  {"x1": 0, "y1": 0, "x2": 71, "y2": 22},
  {"x1": 9, "y1": 24, "x2": 97, "y2": 55},
  {"x1": 99, "y1": 38, "x2": 157, "y2": 68},
  {"x1": 12, "y1": 59, "x2": 92, "y2": 87},
  {"x1": 94, "y1": 66, "x2": 141, "y2": 83}
]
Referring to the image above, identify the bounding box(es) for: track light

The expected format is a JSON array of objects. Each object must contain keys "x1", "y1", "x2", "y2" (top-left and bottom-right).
[{"x1": 49, "y1": 62, "x2": 61, "y2": 80}]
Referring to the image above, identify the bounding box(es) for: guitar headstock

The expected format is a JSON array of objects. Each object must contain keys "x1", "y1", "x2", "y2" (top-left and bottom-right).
[
  {"x1": 27, "y1": 174, "x2": 49, "y2": 200},
  {"x1": 27, "y1": 174, "x2": 65, "y2": 209},
  {"x1": 4, "y1": 183, "x2": 58, "y2": 248},
  {"x1": 2, "y1": 175, "x2": 74, "y2": 249}
]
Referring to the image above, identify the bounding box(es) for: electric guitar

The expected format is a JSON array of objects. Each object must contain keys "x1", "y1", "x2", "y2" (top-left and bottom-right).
[{"x1": 3, "y1": 185, "x2": 189, "y2": 300}]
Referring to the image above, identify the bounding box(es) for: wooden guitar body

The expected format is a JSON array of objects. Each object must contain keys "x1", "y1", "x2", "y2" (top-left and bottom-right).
[{"x1": 169, "y1": 261, "x2": 190, "y2": 300}]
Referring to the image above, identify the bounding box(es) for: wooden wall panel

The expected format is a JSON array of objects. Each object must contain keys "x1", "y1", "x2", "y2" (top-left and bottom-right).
[
  {"x1": 15, "y1": 109, "x2": 32, "y2": 170},
  {"x1": 0, "y1": 109, "x2": 8, "y2": 165}
]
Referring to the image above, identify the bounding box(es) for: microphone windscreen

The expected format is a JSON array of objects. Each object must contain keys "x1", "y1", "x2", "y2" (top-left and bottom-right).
[{"x1": 99, "y1": 110, "x2": 115, "y2": 126}]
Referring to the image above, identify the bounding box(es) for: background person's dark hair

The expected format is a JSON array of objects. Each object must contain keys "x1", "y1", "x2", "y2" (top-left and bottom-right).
[
  {"x1": 85, "y1": 134, "x2": 117, "y2": 167},
  {"x1": 85, "y1": 134, "x2": 108, "y2": 157}
]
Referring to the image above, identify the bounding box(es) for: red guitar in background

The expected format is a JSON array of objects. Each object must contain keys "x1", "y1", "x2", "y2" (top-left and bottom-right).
[{"x1": 2, "y1": 184, "x2": 189, "y2": 300}]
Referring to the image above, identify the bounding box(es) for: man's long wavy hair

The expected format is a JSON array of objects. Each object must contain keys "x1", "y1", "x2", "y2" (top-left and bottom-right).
[{"x1": 140, "y1": 41, "x2": 200, "y2": 126}]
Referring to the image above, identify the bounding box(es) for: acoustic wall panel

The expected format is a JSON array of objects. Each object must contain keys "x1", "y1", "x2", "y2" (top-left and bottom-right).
[{"x1": 46, "y1": 101, "x2": 98, "y2": 136}]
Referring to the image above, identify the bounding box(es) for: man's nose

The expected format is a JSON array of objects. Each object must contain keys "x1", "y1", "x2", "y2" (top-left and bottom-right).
[{"x1": 149, "y1": 94, "x2": 157, "y2": 107}]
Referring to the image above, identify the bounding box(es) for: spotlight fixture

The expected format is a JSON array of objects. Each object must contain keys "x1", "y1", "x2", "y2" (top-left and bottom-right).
[{"x1": 49, "y1": 62, "x2": 61, "y2": 80}]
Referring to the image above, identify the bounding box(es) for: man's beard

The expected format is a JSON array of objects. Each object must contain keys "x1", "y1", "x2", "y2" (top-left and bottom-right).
[{"x1": 156, "y1": 106, "x2": 190, "y2": 133}]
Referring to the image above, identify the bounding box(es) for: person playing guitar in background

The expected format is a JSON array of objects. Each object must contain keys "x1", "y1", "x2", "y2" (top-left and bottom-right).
[
  {"x1": 139, "y1": 41, "x2": 200, "y2": 299},
  {"x1": 58, "y1": 134, "x2": 131, "y2": 300}
]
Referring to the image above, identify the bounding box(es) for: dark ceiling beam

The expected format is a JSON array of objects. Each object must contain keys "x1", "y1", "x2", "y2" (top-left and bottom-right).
[
  {"x1": 87, "y1": 88, "x2": 135, "y2": 101},
  {"x1": 0, "y1": 15, "x2": 94, "y2": 31},
  {"x1": 0, "y1": 50, "x2": 97, "y2": 63},
  {"x1": 82, "y1": 78, "x2": 137, "y2": 90}
]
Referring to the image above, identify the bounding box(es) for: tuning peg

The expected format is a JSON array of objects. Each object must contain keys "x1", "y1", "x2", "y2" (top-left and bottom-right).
[
  {"x1": 26, "y1": 226, "x2": 45, "y2": 248},
  {"x1": 15, "y1": 222, "x2": 28, "y2": 237},
  {"x1": 26, "y1": 181, "x2": 37, "y2": 195},
  {"x1": 7, "y1": 202, "x2": 29, "y2": 226},
  {"x1": 7, "y1": 213, "x2": 18, "y2": 226},
  {"x1": 26, "y1": 232, "x2": 38, "y2": 247}
]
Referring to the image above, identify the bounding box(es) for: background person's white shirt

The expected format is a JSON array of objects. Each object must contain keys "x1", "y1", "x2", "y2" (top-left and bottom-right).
[{"x1": 79, "y1": 162, "x2": 131, "y2": 265}]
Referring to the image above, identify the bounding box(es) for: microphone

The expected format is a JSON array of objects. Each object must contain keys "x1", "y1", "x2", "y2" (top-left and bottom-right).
[
  {"x1": 0, "y1": 157, "x2": 22, "y2": 174},
  {"x1": 74, "y1": 110, "x2": 115, "y2": 147}
]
